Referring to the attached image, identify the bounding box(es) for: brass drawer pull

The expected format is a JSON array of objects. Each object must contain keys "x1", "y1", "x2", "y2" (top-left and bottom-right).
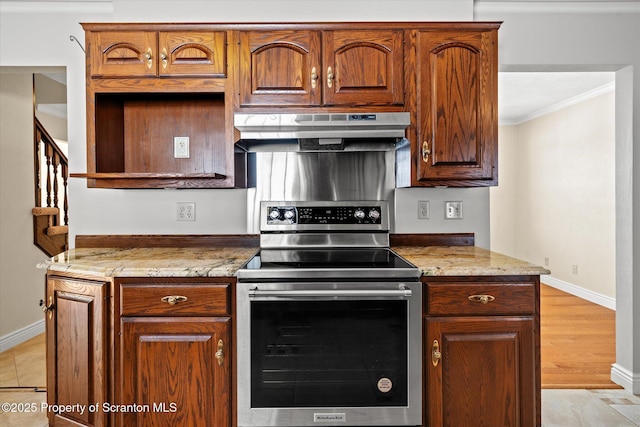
[
  {"x1": 422, "y1": 141, "x2": 431, "y2": 163},
  {"x1": 41, "y1": 296, "x2": 54, "y2": 320},
  {"x1": 160, "y1": 47, "x2": 168, "y2": 69},
  {"x1": 215, "y1": 339, "x2": 225, "y2": 366},
  {"x1": 327, "y1": 66, "x2": 334, "y2": 88},
  {"x1": 160, "y1": 295, "x2": 188, "y2": 305},
  {"x1": 432, "y1": 340, "x2": 441, "y2": 366},
  {"x1": 468, "y1": 294, "x2": 495, "y2": 304},
  {"x1": 144, "y1": 47, "x2": 153, "y2": 69},
  {"x1": 311, "y1": 66, "x2": 318, "y2": 89}
]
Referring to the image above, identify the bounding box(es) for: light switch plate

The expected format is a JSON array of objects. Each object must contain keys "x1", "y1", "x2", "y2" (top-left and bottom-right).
[{"x1": 418, "y1": 200, "x2": 430, "y2": 219}]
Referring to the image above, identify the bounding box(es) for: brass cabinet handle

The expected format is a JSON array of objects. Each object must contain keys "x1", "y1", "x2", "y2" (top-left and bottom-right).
[
  {"x1": 160, "y1": 47, "x2": 168, "y2": 69},
  {"x1": 432, "y1": 340, "x2": 442, "y2": 366},
  {"x1": 215, "y1": 339, "x2": 225, "y2": 366},
  {"x1": 160, "y1": 295, "x2": 188, "y2": 305},
  {"x1": 311, "y1": 66, "x2": 318, "y2": 89},
  {"x1": 144, "y1": 47, "x2": 153, "y2": 69},
  {"x1": 468, "y1": 294, "x2": 496, "y2": 304},
  {"x1": 422, "y1": 141, "x2": 431, "y2": 163},
  {"x1": 327, "y1": 66, "x2": 334, "y2": 88},
  {"x1": 41, "y1": 296, "x2": 54, "y2": 320}
]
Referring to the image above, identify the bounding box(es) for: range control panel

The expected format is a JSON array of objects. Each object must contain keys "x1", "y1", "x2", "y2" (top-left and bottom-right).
[{"x1": 266, "y1": 205, "x2": 383, "y2": 225}]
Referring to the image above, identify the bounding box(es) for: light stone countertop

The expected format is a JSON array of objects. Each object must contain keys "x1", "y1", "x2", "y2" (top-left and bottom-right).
[
  {"x1": 393, "y1": 245, "x2": 551, "y2": 276},
  {"x1": 39, "y1": 245, "x2": 549, "y2": 278},
  {"x1": 38, "y1": 246, "x2": 259, "y2": 278}
]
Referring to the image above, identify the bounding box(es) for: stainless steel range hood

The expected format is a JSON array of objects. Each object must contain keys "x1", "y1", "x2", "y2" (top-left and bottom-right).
[{"x1": 234, "y1": 112, "x2": 410, "y2": 152}]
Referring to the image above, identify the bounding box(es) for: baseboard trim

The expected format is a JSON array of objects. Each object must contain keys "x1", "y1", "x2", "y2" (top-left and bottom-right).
[
  {"x1": 542, "y1": 275, "x2": 616, "y2": 311},
  {"x1": 0, "y1": 319, "x2": 45, "y2": 353},
  {"x1": 611, "y1": 363, "x2": 640, "y2": 393}
]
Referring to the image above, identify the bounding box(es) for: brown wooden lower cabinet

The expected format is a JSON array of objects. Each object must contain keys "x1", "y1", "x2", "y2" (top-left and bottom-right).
[
  {"x1": 116, "y1": 278, "x2": 232, "y2": 427},
  {"x1": 45, "y1": 271, "x2": 540, "y2": 427},
  {"x1": 119, "y1": 317, "x2": 230, "y2": 427},
  {"x1": 423, "y1": 277, "x2": 541, "y2": 427},
  {"x1": 45, "y1": 274, "x2": 233, "y2": 427},
  {"x1": 45, "y1": 274, "x2": 110, "y2": 427}
]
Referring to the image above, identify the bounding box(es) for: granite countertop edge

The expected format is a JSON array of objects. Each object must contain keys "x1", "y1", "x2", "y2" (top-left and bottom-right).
[{"x1": 38, "y1": 245, "x2": 550, "y2": 278}]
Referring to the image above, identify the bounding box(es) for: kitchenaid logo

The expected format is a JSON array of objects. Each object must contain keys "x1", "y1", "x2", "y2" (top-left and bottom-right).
[{"x1": 314, "y1": 413, "x2": 346, "y2": 423}]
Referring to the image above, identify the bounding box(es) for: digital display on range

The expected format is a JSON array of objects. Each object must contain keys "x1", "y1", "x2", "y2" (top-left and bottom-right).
[{"x1": 266, "y1": 206, "x2": 382, "y2": 225}]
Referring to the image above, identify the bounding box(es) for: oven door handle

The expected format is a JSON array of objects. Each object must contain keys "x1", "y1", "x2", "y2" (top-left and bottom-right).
[{"x1": 248, "y1": 286, "x2": 413, "y2": 299}]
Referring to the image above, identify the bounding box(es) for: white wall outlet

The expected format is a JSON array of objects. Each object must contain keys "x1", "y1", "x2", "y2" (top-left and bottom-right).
[
  {"x1": 174, "y1": 136, "x2": 190, "y2": 158},
  {"x1": 418, "y1": 200, "x2": 430, "y2": 219},
  {"x1": 177, "y1": 202, "x2": 196, "y2": 221},
  {"x1": 572, "y1": 264, "x2": 579, "y2": 275},
  {"x1": 544, "y1": 257, "x2": 550, "y2": 267},
  {"x1": 445, "y1": 201, "x2": 463, "y2": 219}
]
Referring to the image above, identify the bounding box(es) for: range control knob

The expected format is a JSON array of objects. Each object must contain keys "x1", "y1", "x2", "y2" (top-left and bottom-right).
[
  {"x1": 368, "y1": 209, "x2": 381, "y2": 220},
  {"x1": 354, "y1": 209, "x2": 366, "y2": 220},
  {"x1": 269, "y1": 208, "x2": 281, "y2": 220},
  {"x1": 283, "y1": 209, "x2": 295, "y2": 220}
]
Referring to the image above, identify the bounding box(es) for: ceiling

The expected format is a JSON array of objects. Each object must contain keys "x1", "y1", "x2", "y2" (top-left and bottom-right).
[
  {"x1": 476, "y1": 1, "x2": 625, "y2": 125},
  {"x1": 498, "y1": 72, "x2": 616, "y2": 125}
]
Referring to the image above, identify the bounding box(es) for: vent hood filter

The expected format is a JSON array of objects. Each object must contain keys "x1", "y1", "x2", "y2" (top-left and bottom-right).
[{"x1": 234, "y1": 112, "x2": 410, "y2": 152}]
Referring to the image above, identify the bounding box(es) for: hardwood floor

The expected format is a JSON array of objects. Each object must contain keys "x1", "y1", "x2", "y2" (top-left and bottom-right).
[{"x1": 541, "y1": 284, "x2": 619, "y2": 389}]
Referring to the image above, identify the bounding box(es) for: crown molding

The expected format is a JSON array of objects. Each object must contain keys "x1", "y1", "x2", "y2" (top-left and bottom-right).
[
  {"x1": 0, "y1": 1, "x2": 113, "y2": 14},
  {"x1": 475, "y1": 1, "x2": 640, "y2": 14}
]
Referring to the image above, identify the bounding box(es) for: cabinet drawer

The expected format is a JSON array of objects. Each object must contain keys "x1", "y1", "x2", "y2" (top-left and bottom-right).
[
  {"x1": 425, "y1": 282, "x2": 535, "y2": 315},
  {"x1": 121, "y1": 283, "x2": 230, "y2": 316}
]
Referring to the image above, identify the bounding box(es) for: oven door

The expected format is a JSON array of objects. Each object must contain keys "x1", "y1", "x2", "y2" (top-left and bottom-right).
[{"x1": 236, "y1": 281, "x2": 422, "y2": 427}]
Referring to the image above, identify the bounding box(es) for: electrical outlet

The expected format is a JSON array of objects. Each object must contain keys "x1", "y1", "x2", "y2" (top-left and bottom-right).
[
  {"x1": 174, "y1": 136, "x2": 190, "y2": 158},
  {"x1": 544, "y1": 257, "x2": 550, "y2": 267},
  {"x1": 418, "y1": 200, "x2": 430, "y2": 219},
  {"x1": 177, "y1": 202, "x2": 196, "y2": 221},
  {"x1": 445, "y1": 201, "x2": 463, "y2": 219},
  {"x1": 572, "y1": 264, "x2": 579, "y2": 275}
]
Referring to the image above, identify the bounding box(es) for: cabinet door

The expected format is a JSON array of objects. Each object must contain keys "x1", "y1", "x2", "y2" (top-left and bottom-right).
[
  {"x1": 120, "y1": 317, "x2": 230, "y2": 427},
  {"x1": 239, "y1": 30, "x2": 322, "y2": 106},
  {"x1": 426, "y1": 317, "x2": 536, "y2": 427},
  {"x1": 158, "y1": 31, "x2": 227, "y2": 77},
  {"x1": 323, "y1": 30, "x2": 404, "y2": 106},
  {"x1": 89, "y1": 31, "x2": 157, "y2": 77},
  {"x1": 416, "y1": 30, "x2": 498, "y2": 185},
  {"x1": 45, "y1": 276, "x2": 109, "y2": 427}
]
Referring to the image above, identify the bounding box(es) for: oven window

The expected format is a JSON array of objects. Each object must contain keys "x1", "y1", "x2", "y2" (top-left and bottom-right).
[{"x1": 251, "y1": 300, "x2": 408, "y2": 408}]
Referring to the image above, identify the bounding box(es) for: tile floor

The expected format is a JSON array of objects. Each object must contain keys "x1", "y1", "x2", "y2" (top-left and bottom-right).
[
  {"x1": 0, "y1": 334, "x2": 47, "y2": 427},
  {"x1": 542, "y1": 389, "x2": 640, "y2": 426},
  {"x1": 1, "y1": 334, "x2": 640, "y2": 426}
]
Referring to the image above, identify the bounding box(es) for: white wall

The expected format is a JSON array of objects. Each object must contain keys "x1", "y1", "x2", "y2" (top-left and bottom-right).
[
  {"x1": 395, "y1": 187, "x2": 490, "y2": 248},
  {"x1": 0, "y1": 73, "x2": 48, "y2": 343},
  {"x1": 475, "y1": 3, "x2": 639, "y2": 392},
  {"x1": 489, "y1": 125, "x2": 518, "y2": 255},
  {"x1": 491, "y1": 91, "x2": 616, "y2": 303}
]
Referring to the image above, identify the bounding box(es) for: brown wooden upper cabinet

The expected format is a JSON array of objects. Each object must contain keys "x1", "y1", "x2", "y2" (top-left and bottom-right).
[
  {"x1": 89, "y1": 30, "x2": 227, "y2": 78},
  {"x1": 239, "y1": 29, "x2": 404, "y2": 107},
  {"x1": 414, "y1": 28, "x2": 498, "y2": 186},
  {"x1": 79, "y1": 24, "x2": 234, "y2": 189}
]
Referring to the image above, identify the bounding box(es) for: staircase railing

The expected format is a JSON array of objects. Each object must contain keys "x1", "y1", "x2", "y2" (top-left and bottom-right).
[{"x1": 33, "y1": 117, "x2": 69, "y2": 256}]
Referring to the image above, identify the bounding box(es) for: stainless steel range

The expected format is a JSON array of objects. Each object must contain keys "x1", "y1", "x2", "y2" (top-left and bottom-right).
[{"x1": 237, "y1": 201, "x2": 422, "y2": 427}]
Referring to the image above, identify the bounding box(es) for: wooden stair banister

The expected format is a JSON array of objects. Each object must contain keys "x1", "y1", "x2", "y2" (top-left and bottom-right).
[{"x1": 33, "y1": 118, "x2": 69, "y2": 257}]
